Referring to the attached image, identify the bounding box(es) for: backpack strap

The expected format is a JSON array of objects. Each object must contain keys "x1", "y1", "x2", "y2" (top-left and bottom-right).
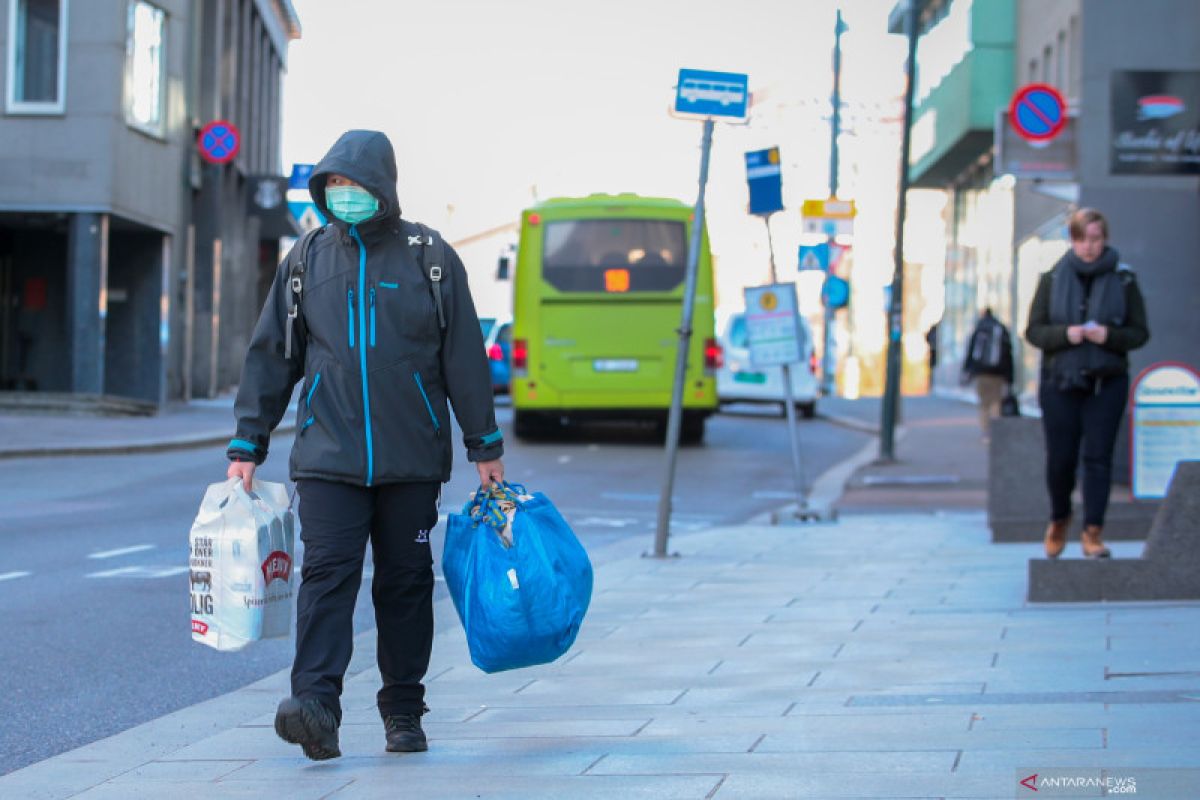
[
  {"x1": 411, "y1": 222, "x2": 447, "y2": 332},
  {"x1": 284, "y1": 226, "x2": 324, "y2": 360}
]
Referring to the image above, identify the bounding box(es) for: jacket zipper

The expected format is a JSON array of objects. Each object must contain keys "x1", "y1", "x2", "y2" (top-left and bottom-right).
[
  {"x1": 302, "y1": 372, "x2": 321, "y2": 431},
  {"x1": 370, "y1": 286, "x2": 376, "y2": 348},
  {"x1": 347, "y1": 290, "x2": 355, "y2": 349},
  {"x1": 351, "y1": 226, "x2": 375, "y2": 486},
  {"x1": 413, "y1": 372, "x2": 441, "y2": 435}
]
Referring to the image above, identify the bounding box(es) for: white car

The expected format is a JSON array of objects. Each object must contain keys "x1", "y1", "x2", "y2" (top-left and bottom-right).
[{"x1": 716, "y1": 312, "x2": 819, "y2": 418}]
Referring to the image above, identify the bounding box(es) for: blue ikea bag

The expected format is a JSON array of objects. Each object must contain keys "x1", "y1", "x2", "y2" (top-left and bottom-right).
[{"x1": 442, "y1": 483, "x2": 593, "y2": 673}]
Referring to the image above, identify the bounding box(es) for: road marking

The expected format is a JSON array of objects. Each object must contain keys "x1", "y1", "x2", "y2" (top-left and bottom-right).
[
  {"x1": 88, "y1": 544, "x2": 156, "y2": 560},
  {"x1": 574, "y1": 517, "x2": 640, "y2": 528},
  {"x1": 87, "y1": 566, "x2": 190, "y2": 579},
  {"x1": 0, "y1": 571, "x2": 31, "y2": 582}
]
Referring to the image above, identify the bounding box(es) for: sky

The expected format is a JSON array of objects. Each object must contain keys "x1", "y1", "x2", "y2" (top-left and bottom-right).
[{"x1": 280, "y1": 0, "x2": 911, "y2": 323}]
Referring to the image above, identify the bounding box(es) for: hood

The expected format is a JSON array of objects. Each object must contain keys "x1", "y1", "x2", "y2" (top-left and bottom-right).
[{"x1": 309, "y1": 130, "x2": 402, "y2": 227}]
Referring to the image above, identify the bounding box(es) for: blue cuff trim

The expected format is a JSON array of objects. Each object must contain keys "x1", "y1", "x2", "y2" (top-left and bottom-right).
[
  {"x1": 228, "y1": 438, "x2": 259, "y2": 454},
  {"x1": 481, "y1": 430, "x2": 503, "y2": 446}
]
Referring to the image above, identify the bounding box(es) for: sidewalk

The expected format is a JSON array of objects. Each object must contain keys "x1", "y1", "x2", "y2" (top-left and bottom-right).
[
  {"x1": 3, "y1": 398, "x2": 1199, "y2": 799},
  {"x1": 0, "y1": 393, "x2": 295, "y2": 459}
]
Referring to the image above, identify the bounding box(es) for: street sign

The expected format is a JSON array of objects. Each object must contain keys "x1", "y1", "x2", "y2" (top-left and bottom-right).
[
  {"x1": 675, "y1": 69, "x2": 749, "y2": 119},
  {"x1": 801, "y1": 198, "x2": 856, "y2": 237},
  {"x1": 288, "y1": 200, "x2": 326, "y2": 232},
  {"x1": 822, "y1": 275, "x2": 850, "y2": 309},
  {"x1": 1131, "y1": 362, "x2": 1200, "y2": 499},
  {"x1": 744, "y1": 147, "x2": 784, "y2": 216},
  {"x1": 798, "y1": 242, "x2": 830, "y2": 272},
  {"x1": 743, "y1": 283, "x2": 803, "y2": 367},
  {"x1": 1008, "y1": 83, "x2": 1068, "y2": 143},
  {"x1": 289, "y1": 163, "x2": 314, "y2": 190},
  {"x1": 197, "y1": 120, "x2": 240, "y2": 165}
]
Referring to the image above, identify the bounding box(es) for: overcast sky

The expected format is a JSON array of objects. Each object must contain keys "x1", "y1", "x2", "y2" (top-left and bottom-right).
[{"x1": 280, "y1": 0, "x2": 909, "y2": 319}]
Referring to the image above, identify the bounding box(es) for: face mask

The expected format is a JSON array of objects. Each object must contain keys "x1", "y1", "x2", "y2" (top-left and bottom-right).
[{"x1": 326, "y1": 185, "x2": 380, "y2": 224}]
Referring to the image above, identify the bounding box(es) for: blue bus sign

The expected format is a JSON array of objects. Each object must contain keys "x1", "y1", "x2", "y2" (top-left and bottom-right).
[
  {"x1": 675, "y1": 69, "x2": 749, "y2": 119},
  {"x1": 745, "y1": 147, "x2": 783, "y2": 216}
]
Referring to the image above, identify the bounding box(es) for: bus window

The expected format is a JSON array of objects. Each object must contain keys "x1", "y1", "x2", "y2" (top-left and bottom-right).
[{"x1": 541, "y1": 219, "x2": 687, "y2": 292}]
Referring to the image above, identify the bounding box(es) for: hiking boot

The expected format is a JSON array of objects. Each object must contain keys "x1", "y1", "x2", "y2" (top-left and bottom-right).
[
  {"x1": 274, "y1": 696, "x2": 341, "y2": 761},
  {"x1": 1043, "y1": 517, "x2": 1069, "y2": 559},
  {"x1": 384, "y1": 712, "x2": 428, "y2": 752},
  {"x1": 1081, "y1": 525, "x2": 1111, "y2": 559}
]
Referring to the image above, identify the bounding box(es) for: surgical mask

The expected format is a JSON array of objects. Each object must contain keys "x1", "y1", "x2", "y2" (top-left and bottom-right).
[{"x1": 325, "y1": 185, "x2": 379, "y2": 224}]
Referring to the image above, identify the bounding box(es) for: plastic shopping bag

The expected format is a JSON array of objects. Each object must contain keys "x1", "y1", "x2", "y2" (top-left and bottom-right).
[
  {"x1": 442, "y1": 483, "x2": 593, "y2": 673},
  {"x1": 189, "y1": 477, "x2": 295, "y2": 652}
]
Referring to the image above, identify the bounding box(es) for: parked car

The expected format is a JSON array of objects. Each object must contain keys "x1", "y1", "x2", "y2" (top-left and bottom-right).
[
  {"x1": 481, "y1": 318, "x2": 512, "y2": 394},
  {"x1": 716, "y1": 311, "x2": 818, "y2": 418}
]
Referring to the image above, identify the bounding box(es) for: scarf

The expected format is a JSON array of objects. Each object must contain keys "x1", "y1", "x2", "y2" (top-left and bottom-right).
[{"x1": 1047, "y1": 246, "x2": 1128, "y2": 389}]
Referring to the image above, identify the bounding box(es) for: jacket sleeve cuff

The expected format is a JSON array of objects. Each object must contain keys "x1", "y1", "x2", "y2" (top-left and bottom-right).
[
  {"x1": 226, "y1": 437, "x2": 266, "y2": 465},
  {"x1": 464, "y1": 428, "x2": 504, "y2": 462}
]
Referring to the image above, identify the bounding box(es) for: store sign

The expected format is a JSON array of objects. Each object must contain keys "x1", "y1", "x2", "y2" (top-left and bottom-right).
[
  {"x1": 996, "y1": 110, "x2": 1077, "y2": 180},
  {"x1": 1130, "y1": 362, "x2": 1200, "y2": 500},
  {"x1": 1111, "y1": 71, "x2": 1200, "y2": 175}
]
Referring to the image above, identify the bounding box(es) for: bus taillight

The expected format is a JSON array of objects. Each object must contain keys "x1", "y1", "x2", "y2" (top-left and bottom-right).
[
  {"x1": 513, "y1": 338, "x2": 529, "y2": 374},
  {"x1": 704, "y1": 338, "x2": 723, "y2": 372}
]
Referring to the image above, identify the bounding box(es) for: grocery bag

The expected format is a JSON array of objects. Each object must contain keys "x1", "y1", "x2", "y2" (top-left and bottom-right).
[
  {"x1": 189, "y1": 477, "x2": 295, "y2": 652},
  {"x1": 442, "y1": 483, "x2": 593, "y2": 673}
]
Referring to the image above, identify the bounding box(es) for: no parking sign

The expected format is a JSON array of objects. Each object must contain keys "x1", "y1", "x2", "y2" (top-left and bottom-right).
[
  {"x1": 1008, "y1": 83, "x2": 1067, "y2": 143},
  {"x1": 197, "y1": 120, "x2": 241, "y2": 165}
]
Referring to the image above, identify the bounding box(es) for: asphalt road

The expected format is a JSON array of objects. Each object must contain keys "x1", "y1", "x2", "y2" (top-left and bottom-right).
[{"x1": 0, "y1": 401, "x2": 869, "y2": 774}]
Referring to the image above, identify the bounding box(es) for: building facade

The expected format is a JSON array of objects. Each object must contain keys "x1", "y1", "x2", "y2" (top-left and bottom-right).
[
  {"x1": 896, "y1": 0, "x2": 1200, "y2": 401},
  {"x1": 0, "y1": 0, "x2": 299, "y2": 405}
]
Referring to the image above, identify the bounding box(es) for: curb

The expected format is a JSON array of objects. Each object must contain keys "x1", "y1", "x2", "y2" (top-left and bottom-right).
[
  {"x1": 0, "y1": 425, "x2": 297, "y2": 460},
  {"x1": 818, "y1": 410, "x2": 881, "y2": 435}
]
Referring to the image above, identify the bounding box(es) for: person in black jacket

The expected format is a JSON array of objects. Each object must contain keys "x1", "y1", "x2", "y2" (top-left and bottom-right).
[
  {"x1": 1025, "y1": 208, "x2": 1149, "y2": 560},
  {"x1": 226, "y1": 130, "x2": 505, "y2": 760},
  {"x1": 961, "y1": 308, "x2": 1014, "y2": 441}
]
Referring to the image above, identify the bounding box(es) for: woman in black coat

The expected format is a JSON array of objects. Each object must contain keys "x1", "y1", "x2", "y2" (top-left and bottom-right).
[{"x1": 1025, "y1": 208, "x2": 1149, "y2": 559}]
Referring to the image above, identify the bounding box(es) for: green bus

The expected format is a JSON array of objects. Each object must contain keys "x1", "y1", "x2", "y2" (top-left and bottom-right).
[{"x1": 510, "y1": 193, "x2": 720, "y2": 442}]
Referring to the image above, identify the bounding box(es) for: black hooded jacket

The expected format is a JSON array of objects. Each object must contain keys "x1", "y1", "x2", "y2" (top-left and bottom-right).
[{"x1": 228, "y1": 130, "x2": 503, "y2": 485}]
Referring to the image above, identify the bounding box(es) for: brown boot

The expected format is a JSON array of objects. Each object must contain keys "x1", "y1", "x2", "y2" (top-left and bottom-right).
[
  {"x1": 1081, "y1": 525, "x2": 1111, "y2": 559},
  {"x1": 1043, "y1": 517, "x2": 1069, "y2": 558}
]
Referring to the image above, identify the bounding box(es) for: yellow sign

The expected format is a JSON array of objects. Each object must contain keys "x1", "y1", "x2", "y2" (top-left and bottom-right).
[
  {"x1": 801, "y1": 198, "x2": 856, "y2": 219},
  {"x1": 759, "y1": 291, "x2": 778, "y2": 311}
]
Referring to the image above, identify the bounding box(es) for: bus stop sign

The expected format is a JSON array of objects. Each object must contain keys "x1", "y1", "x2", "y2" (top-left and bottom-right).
[{"x1": 675, "y1": 69, "x2": 749, "y2": 119}]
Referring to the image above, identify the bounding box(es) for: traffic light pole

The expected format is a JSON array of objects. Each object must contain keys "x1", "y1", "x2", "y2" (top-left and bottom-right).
[
  {"x1": 653, "y1": 117, "x2": 714, "y2": 558},
  {"x1": 880, "y1": 0, "x2": 920, "y2": 461},
  {"x1": 821, "y1": 8, "x2": 846, "y2": 396}
]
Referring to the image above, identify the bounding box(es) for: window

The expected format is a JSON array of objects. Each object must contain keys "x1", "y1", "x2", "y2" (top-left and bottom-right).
[
  {"x1": 5, "y1": 0, "x2": 68, "y2": 113},
  {"x1": 541, "y1": 219, "x2": 687, "y2": 293},
  {"x1": 125, "y1": 0, "x2": 165, "y2": 134}
]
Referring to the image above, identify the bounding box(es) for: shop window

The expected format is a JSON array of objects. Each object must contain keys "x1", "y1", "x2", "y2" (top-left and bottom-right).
[
  {"x1": 5, "y1": 0, "x2": 68, "y2": 114},
  {"x1": 125, "y1": 0, "x2": 165, "y2": 135}
]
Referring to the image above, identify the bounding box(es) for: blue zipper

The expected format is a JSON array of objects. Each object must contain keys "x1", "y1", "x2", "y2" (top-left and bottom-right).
[
  {"x1": 302, "y1": 372, "x2": 321, "y2": 430},
  {"x1": 350, "y1": 226, "x2": 375, "y2": 486},
  {"x1": 370, "y1": 287, "x2": 376, "y2": 347},
  {"x1": 347, "y1": 290, "x2": 355, "y2": 349},
  {"x1": 413, "y1": 372, "x2": 441, "y2": 434}
]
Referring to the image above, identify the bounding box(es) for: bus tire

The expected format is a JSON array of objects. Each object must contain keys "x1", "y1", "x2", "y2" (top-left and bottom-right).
[
  {"x1": 680, "y1": 413, "x2": 706, "y2": 445},
  {"x1": 513, "y1": 411, "x2": 543, "y2": 440},
  {"x1": 797, "y1": 401, "x2": 817, "y2": 419}
]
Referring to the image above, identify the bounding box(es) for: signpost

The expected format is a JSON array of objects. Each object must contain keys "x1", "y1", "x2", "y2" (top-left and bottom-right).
[
  {"x1": 1131, "y1": 362, "x2": 1200, "y2": 499},
  {"x1": 654, "y1": 68, "x2": 750, "y2": 558},
  {"x1": 745, "y1": 147, "x2": 784, "y2": 216},
  {"x1": 197, "y1": 120, "x2": 241, "y2": 165},
  {"x1": 802, "y1": 198, "x2": 855, "y2": 394},
  {"x1": 289, "y1": 163, "x2": 315, "y2": 190}
]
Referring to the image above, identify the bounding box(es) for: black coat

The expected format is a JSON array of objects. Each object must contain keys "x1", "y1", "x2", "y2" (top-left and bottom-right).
[{"x1": 228, "y1": 130, "x2": 502, "y2": 486}]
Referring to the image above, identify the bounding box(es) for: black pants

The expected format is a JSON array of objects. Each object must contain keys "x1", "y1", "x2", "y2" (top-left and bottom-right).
[
  {"x1": 1039, "y1": 373, "x2": 1129, "y2": 527},
  {"x1": 293, "y1": 479, "x2": 440, "y2": 724}
]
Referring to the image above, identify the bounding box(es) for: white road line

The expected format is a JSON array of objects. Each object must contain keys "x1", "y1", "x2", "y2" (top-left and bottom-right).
[
  {"x1": 87, "y1": 544, "x2": 156, "y2": 560},
  {"x1": 0, "y1": 571, "x2": 32, "y2": 582},
  {"x1": 87, "y1": 566, "x2": 190, "y2": 579}
]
